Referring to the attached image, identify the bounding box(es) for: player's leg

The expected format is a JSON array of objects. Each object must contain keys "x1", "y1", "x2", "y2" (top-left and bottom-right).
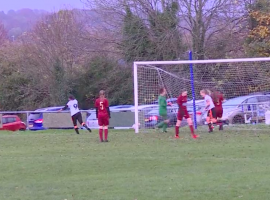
[
  {"x1": 156, "y1": 120, "x2": 165, "y2": 129},
  {"x1": 162, "y1": 116, "x2": 169, "y2": 133},
  {"x1": 184, "y1": 110, "x2": 197, "y2": 138},
  {"x1": 104, "y1": 126, "x2": 109, "y2": 142},
  {"x1": 209, "y1": 108, "x2": 218, "y2": 132},
  {"x1": 211, "y1": 109, "x2": 218, "y2": 128},
  {"x1": 175, "y1": 111, "x2": 182, "y2": 138},
  {"x1": 104, "y1": 117, "x2": 109, "y2": 142},
  {"x1": 78, "y1": 112, "x2": 92, "y2": 132},
  {"x1": 206, "y1": 111, "x2": 213, "y2": 133},
  {"x1": 187, "y1": 118, "x2": 198, "y2": 138},
  {"x1": 218, "y1": 119, "x2": 223, "y2": 130},
  {"x1": 175, "y1": 120, "x2": 181, "y2": 138},
  {"x1": 72, "y1": 114, "x2": 80, "y2": 134},
  {"x1": 215, "y1": 108, "x2": 224, "y2": 131},
  {"x1": 210, "y1": 108, "x2": 217, "y2": 124},
  {"x1": 98, "y1": 117, "x2": 104, "y2": 142},
  {"x1": 99, "y1": 126, "x2": 104, "y2": 142},
  {"x1": 156, "y1": 115, "x2": 166, "y2": 130}
]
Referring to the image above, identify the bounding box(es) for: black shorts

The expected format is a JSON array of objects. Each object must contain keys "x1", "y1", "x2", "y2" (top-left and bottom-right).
[
  {"x1": 207, "y1": 108, "x2": 217, "y2": 119},
  {"x1": 71, "y1": 112, "x2": 83, "y2": 127}
]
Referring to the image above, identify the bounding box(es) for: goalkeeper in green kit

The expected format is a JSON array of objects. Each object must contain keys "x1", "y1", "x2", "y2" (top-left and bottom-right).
[{"x1": 156, "y1": 87, "x2": 170, "y2": 132}]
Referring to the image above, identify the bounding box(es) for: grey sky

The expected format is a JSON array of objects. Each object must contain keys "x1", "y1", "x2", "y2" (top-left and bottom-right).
[{"x1": 0, "y1": 0, "x2": 85, "y2": 12}]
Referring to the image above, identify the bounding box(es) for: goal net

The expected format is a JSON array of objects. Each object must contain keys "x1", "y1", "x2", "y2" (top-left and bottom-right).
[{"x1": 133, "y1": 58, "x2": 270, "y2": 133}]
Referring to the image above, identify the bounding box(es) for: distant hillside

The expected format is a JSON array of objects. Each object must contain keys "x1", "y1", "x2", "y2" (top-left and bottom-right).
[
  {"x1": 0, "y1": 9, "x2": 48, "y2": 39},
  {"x1": 0, "y1": 9, "x2": 104, "y2": 40}
]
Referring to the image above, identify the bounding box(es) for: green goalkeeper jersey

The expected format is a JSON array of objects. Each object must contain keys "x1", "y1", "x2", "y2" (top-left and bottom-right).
[{"x1": 158, "y1": 95, "x2": 167, "y2": 116}]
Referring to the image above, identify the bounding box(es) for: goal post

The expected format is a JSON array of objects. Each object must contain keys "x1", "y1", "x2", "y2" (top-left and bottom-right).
[
  {"x1": 133, "y1": 62, "x2": 139, "y2": 134},
  {"x1": 189, "y1": 51, "x2": 197, "y2": 129},
  {"x1": 133, "y1": 57, "x2": 270, "y2": 133}
]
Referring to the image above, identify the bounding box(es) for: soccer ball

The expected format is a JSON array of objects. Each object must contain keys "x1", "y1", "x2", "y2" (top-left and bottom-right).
[{"x1": 132, "y1": 123, "x2": 140, "y2": 130}]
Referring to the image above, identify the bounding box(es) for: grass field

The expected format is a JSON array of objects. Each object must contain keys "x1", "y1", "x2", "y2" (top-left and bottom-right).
[{"x1": 1, "y1": 127, "x2": 270, "y2": 200}]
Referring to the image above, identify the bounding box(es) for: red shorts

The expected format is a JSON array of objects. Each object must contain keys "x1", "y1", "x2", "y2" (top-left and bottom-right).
[
  {"x1": 98, "y1": 115, "x2": 109, "y2": 126},
  {"x1": 215, "y1": 107, "x2": 223, "y2": 118},
  {"x1": 177, "y1": 109, "x2": 190, "y2": 120}
]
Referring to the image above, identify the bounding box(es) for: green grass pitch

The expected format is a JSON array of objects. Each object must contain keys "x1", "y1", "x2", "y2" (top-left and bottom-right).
[{"x1": 0, "y1": 127, "x2": 270, "y2": 200}]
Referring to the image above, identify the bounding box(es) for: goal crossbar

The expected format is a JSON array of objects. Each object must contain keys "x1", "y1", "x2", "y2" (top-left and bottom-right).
[{"x1": 134, "y1": 57, "x2": 270, "y2": 65}]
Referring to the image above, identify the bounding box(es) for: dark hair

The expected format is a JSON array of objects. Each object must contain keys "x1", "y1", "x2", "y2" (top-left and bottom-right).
[
  {"x1": 214, "y1": 86, "x2": 224, "y2": 94},
  {"x1": 68, "y1": 95, "x2": 75, "y2": 100},
  {"x1": 211, "y1": 90, "x2": 219, "y2": 103},
  {"x1": 159, "y1": 87, "x2": 165, "y2": 94}
]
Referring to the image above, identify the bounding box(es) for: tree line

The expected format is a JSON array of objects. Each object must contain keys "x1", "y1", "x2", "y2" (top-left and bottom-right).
[{"x1": 0, "y1": 0, "x2": 269, "y2": 110}]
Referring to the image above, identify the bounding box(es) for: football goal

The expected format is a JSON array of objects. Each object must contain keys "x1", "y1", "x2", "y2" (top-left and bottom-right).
[{"x1": 133, "y1": 57, "x2": 270, "y2": 133}]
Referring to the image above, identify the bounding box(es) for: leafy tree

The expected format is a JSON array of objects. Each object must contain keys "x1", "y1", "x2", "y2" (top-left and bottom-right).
[
  {"x1": 121, "y1": 6, "x2": 152, "y2": 62},
  {"x1": 121, "y1": 2, "x2": 185, "y2": 62},
  {"x1": 0, "y1": 66, "x2": 30, "y2": 110},
  {"x1": 178, "y1": 0, "x2": 244, "y2": 60},
  {"x1": 246, "y1": 0, "x2": 270, "y2": 57},
  {"x1": 73, "y1": 56, "x2": 133, "y2": 109},
  {"x1": 149, "y1": 1, "x2": 184, "y2": 60},
  {"x1": 51, "y1": 58, "x2": 73, "y2": 105},
  {"x1": 0, "y1": 21, "x2": 7, "y2": 45}
]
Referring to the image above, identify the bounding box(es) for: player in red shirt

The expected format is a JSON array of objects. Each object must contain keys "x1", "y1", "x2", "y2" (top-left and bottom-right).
[
  {"x1": 211, "y1": 89, "x2": 224, "y2": 130},
  {"x1": 95, "y1": 90, "x2": 110, "y2": 142},
  {"x1": 175, "y1": 89, "x2": 199, "y2": 139}
]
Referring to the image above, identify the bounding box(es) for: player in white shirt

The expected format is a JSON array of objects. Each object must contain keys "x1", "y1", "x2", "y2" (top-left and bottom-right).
[
  {"x1": 200, "y1": 89, "x2": 217, "y2": 133},
  {"x1": 58, "y1": 95, "x2": 91, "y2": 134}
]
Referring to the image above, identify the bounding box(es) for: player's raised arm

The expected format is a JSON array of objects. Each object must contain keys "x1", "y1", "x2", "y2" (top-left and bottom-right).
[{"x1": 58, "y1": 104, "x2": 68, "y2": 112}]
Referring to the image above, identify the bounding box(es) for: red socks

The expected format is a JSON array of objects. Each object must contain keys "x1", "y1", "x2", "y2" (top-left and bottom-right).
[
  {"x1": 189, "y1": 125, "x2": 195, "y2": 136},
  {"x1": 176, "y1": 125, "x2": 196, "y2": 138},
  {"x1": 175, "y1": 126, "x2": 179, "y2": 136},
  {"x1": 99, "y1": 129, "x2": 108, "y2": 141},
  {"x1": 99, "y1": 129, "x2": 103, "y2": 141},
  {"x1": 104, "y1": 129, "x2": 108, "y2": 140}
]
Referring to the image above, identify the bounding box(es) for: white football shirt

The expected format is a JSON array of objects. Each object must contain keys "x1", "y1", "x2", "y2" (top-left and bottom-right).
[
  {"x1": 204, "y1": 95, "x2": 215, "y2": 110},
  {"x1": 67, "y1": 99, "x2": 80, "y2": 116}
]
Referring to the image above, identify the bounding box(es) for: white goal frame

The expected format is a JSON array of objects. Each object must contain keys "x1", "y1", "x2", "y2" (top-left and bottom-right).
[{"x1": 133, "y1": 57, "x2": 270, "y2": 133}]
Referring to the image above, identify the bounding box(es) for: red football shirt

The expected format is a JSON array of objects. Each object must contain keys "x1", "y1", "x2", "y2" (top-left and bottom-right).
[
  {"x1": 177, "y1": 95, "x2": 188, "y2": 111},
  {"x1": 95, "y1": 98, "x2": 109, "y2": 117},
  {"x1": 212, "y1": 92, "x2": 224, "y2": 108}
]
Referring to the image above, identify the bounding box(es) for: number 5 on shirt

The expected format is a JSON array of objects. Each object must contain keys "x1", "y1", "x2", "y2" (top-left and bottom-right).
[{"x1": 100, "y1": 102, "x2": 104, "y2": 110}]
